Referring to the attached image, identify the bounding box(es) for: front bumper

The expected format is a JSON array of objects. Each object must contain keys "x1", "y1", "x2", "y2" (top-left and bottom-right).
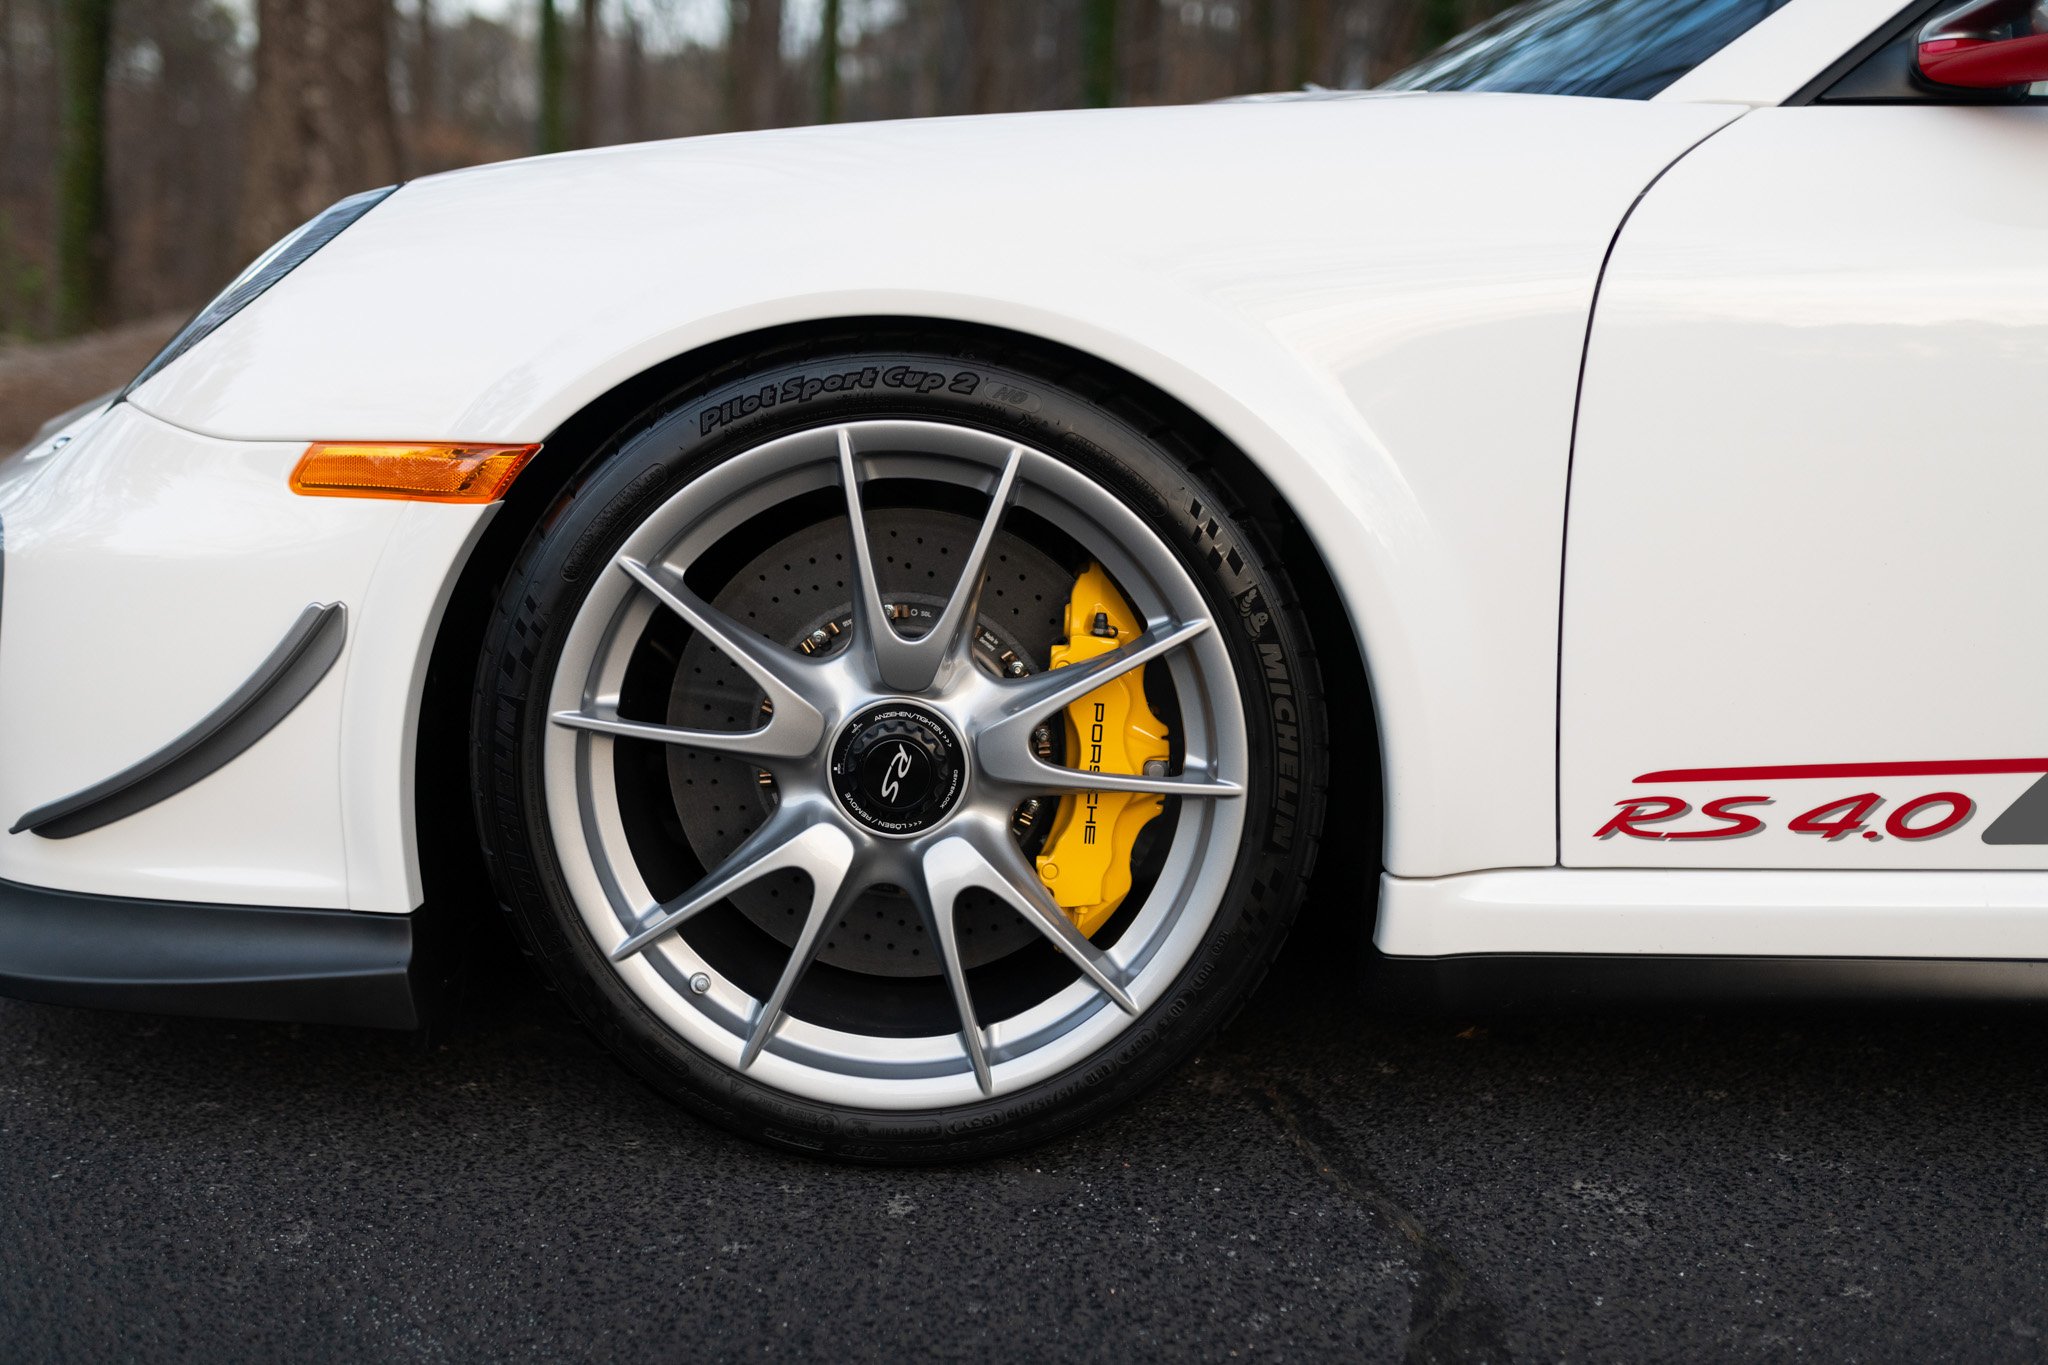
[
  {"x1": 0, "y1": 876, "x2": 422, "y2": 1028},
  {"x1": 0, "y1": 398, "x2": 490, "y2": 914}
]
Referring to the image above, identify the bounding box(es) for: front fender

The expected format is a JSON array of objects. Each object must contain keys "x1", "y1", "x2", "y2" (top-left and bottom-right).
[{"x1": 125, "y1": 95, "x2": 1739, "y2": 886}]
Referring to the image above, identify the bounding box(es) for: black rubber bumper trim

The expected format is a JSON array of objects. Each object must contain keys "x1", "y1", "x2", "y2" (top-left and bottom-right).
[
  {"x1": 11, "y1": 601, "x2": 347, "y2": 839},
  {"x1": 0, "y1": 876, "x2": 421, "y2": 1029},
  {"x1": 1368, "y1": 952, "x2": 2048, "y2": 1012}
]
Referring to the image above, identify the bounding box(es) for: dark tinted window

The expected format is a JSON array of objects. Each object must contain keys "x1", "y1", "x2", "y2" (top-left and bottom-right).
[{"x1": 1381, "y1": 0, "x2": 1796, "y2": 99}]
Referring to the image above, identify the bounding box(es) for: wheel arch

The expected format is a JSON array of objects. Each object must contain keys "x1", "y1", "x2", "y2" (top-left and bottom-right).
[{"x1": 412, "y1": 316, "x2": 1381, "y2": 937}]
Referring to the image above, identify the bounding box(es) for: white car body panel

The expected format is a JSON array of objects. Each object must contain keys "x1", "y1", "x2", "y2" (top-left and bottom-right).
[
  {"x1": 337, "y1": 502, "x2": 496, "y2": 912},
  {"x1": 1376, "y1": 867, "x2": 2048, "y2": 958},
  {"x1": 120, "y1": 95, "x2": 1740, "y2": 884},
  {"x1": 1562, "y1": 106, "x2": 2048, "y2": 873},
  {"x1": 0, "y1": 403, "x2": 487, "y2": 911}
]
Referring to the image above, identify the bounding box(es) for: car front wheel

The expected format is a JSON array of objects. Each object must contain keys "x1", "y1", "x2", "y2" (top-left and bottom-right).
[{"x1": 473, "y1": 336, "x2": 1328, "y2": 1162}]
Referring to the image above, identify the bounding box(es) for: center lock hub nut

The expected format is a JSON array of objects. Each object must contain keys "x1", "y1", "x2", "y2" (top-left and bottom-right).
[{"x1": 829, "y1": 702, "x2": 966, "y2": 837}]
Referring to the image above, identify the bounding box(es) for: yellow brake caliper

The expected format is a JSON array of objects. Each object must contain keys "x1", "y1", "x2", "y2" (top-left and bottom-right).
[{"x1": 1034, "y1": 564, "x2": 1170, "y2": 938}]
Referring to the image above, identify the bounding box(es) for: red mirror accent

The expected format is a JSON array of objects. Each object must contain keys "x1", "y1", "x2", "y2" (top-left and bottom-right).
[
  {"x1": 1918, "y1": 0, "x2": 2048, "y2": 88},
  {"x1": 1919, "y1": 31, "x2": 2048, "y2": 86}
]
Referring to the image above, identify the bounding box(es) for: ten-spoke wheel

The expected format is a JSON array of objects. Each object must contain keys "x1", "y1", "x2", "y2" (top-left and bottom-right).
[{"x1": 475, "y1": 338, "x2": 1326, "y2": 1161}]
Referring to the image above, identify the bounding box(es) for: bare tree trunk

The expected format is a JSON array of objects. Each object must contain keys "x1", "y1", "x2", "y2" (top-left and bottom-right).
[
  {"x1": 412, "y1": 0, "x2": 437, "y2": 125},
  {"x1": 1081, "y1": 0, "x2": 1117, "y2": 106},
  {"x1": 957, "y1": 0, "x2": 999, "y2": 113},
  {"x1": 1240, "y1": 0, "x2": 1278, "y2": 91},
  {"x1": 1294, "y1": 0, "x2": 1330, "y2": 86},
  {"x1": 0, "y1": 0, "x2": 17, "y2": 335},
  {"x1": 621, "y1": 11, "x2": 645, "y2": 141},
  {"x1": 1, "y1": 0, "x2": 20, "y2": 272},
  {"x1": 238, "y1": 0, "x2": 402, "y2": 262},
  {"x1": 0, "y1": 0, "x2": 16, "y2": 141},
  {"x1": 573, "y1": 0, "x2": 599, "y2": 147},
  {"x1": 537, "y1": 0, "x2": 567, "y2": 150},
  {"x1": 728, "y1": 0, "x2": 782, "y2": 130},
  {"x1": 816, "y1": 0, "x2": 839, "y2": 122},
  {"x1": 915, "y1": 0, "x2": 942, "y2": 115},
  {"x1": 54, "y1": 0, "x2": 113, "y2": 334},
  {"x1": 1124, "y1": 0, "x2": 1160, "y2": 103},
  {"x1": 723, "y1": 0, "x2": 739, "y2": 127}
]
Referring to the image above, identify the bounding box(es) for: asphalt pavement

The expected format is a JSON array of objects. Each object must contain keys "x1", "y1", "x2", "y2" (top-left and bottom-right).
[{"x1": 5, "y1": 900, "x2": 2047, "y2": 1363}]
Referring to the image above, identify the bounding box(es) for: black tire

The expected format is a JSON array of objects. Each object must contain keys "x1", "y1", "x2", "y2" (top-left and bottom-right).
[{"x1": 471, "y1": 332, "x2": 1330, "y2": 1163}]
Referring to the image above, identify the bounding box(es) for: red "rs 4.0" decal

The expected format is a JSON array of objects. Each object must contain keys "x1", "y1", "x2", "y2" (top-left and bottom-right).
[
  {"x1": 1597, "y1": 759, "x2": 2048, "y2": 845},
  {"x1": 1597, "y1": 792, "x2": 1974, "y2": 842}
]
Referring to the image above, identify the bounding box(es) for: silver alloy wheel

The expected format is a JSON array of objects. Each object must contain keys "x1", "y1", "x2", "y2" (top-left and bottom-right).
[{"x1": 542, "y1": 420, "x2": 1248, "y2": 1110}]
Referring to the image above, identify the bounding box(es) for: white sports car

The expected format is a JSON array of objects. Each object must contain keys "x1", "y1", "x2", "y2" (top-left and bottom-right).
[{"x1": 2, "y1": 0, "x2": 2044, "y2": 1160}]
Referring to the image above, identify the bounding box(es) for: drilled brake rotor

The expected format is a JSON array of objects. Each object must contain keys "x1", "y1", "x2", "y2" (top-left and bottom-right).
[{"x1": 666, "y1": 507, "x2": 1073, "y2": 976}]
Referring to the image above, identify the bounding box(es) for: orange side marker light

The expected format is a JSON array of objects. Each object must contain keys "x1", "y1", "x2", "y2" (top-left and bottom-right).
[{"x1": 289, "y1": 442, "x2": 540, "y2": 504}]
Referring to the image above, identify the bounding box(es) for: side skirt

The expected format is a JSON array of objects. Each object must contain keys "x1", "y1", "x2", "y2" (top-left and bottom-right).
[
  {"x1": 1368, "y1": 952, "x2": 2048, "y2": 1012},
  {"x1": 0, "y1": 877, "x2": 422, "y2": 1029},
  {"x1": 1376, "y1": 867, "x2": 2048, "y2": 959},
  {"x1": 1373, "y1": 867, "x2": 2048, "y2": 1009}
]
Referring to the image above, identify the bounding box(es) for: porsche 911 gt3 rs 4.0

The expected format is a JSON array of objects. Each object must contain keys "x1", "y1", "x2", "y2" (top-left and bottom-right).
[{"x1": 3, "y1": 0, "x2": 2045, "y2": 1161}]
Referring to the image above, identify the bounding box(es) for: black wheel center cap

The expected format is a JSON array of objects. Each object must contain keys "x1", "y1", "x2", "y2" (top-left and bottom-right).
[{"x1": 830, "y1": 702, "x2": 966, "y2": 836}]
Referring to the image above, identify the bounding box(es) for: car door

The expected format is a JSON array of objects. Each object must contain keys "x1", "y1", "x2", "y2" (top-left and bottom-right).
[{"x1": 1560, "y1": 100, "x2": 2048, "y2": 869}]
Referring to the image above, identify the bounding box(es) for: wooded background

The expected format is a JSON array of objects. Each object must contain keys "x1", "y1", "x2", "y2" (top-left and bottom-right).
[{"x1": 0, "y1": 0, "x2": 1506, "y2": 342}]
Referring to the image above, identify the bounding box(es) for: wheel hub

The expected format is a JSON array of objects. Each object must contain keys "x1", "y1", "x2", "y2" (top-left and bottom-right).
[
  {"x1": 830, "y1": 701, "x2": 966, "y2": 836},
  {"x1": 544, "y1": 419, "x2": 1248, "y2": 1105},
  {"x1": 662, "y1": 507, "x2": 1071, "y2": 975}
]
